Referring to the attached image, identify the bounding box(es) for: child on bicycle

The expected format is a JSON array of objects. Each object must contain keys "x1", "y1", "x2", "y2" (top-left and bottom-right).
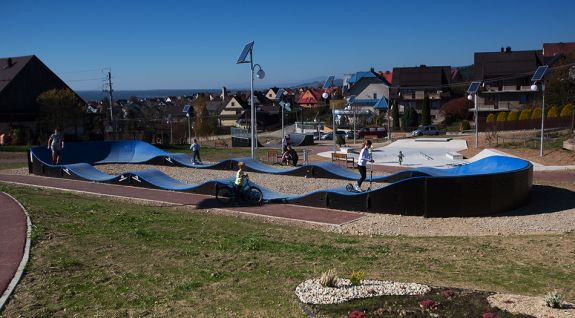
[{"x1": 235, "y1": 161, "x2": 249, "y2": 194}]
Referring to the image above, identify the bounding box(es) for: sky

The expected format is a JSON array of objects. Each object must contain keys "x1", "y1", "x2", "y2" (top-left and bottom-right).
[{"x1": 3, "y1": 0, "x2": 574, "y2": 91}]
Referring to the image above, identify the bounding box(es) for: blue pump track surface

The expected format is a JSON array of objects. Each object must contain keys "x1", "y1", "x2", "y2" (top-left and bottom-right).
[{"x1": 28, "y1": 141, "x2": 533, "y2": 217}]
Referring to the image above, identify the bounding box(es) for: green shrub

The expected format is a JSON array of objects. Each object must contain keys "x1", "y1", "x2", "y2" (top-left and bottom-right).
[
  {"x1": 531, "y1": 107, "x2": 542, "y2": 119},
  {"x1": 496, "y1": 112, "x2": 508, "y2": 122},
  {"x1": 544, "y1": 290, "x2": 562, "y2": 308},
  {"x1": 349, "y1": 270, "x2": 365, "y2": 286},
  {"x1": 547, "y1": 106, "x2": 559, "y2": 118},
  {"x1": 560, "y1": 104, "x2": 574, "y2": 117},
  {"x1": 319, "y1": 269, "x2": 338, "y2": 288},
  {"x1": 519, "y1": 109, "x2": 532, "y2": 120},
  {"x1": 459, "y1": 120, "x2": 471, "y2": 131},
  {"x1": 507, "y1": 110, "x2": 520, "y2": 121},
  {"x1": 486, "y1": 113, "x2": 496, "y2": 124}
]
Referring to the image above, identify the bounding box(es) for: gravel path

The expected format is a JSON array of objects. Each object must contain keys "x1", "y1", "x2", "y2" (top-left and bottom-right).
[
  {"x1": 2, "y1": 165, "x2": 574, "y2": 236},
  {"x1": 488, "y1": 293, "x2": 575, "y2": 318}
]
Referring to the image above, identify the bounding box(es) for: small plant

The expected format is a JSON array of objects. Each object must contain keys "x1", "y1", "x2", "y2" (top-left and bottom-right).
[
  {"x1": 336, "y1": 134, "x2": 345, "y2": 147},
  {"x1": 418, "y1": 299, "x2": 437, "y2": 310},
  {"x1": 544, "y1": 290, "x2": 563, "y2": 308},
  {"x1": 348, "y1": 309, "x2": 366, "y2": 318},
  {"x1": 349, "y1": 270, "x2": 365, "y2": 286},
  {"x1": 459, "y1": 120, "x2": 470, "y2": 132},
  {"x1": 319, "y1": 269, "x2": 338, "y2": 288}
]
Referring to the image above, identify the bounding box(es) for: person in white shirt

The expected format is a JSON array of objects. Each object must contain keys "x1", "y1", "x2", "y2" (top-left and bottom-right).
[
  {"x1": 190, "y1": 139, "x2": 202, "y2": 164},
  {"x1": 355, "y1": 140, "x2": 373, "y2": 191}
]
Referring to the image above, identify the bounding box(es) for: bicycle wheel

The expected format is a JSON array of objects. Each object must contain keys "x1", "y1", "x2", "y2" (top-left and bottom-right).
[
  {"x1": 216, "y1": 185, "x2": 233, "y2": 204},
  {"x1": 246, "y1": 187, "x2": 263, "y2": 204},
  {"x1": 345, "y1": 183, "x2": 354, "y2": 192}
]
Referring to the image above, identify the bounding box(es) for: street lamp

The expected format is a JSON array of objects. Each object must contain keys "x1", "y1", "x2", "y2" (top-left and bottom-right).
[
  {"x1": 236, "y1": 41, "x2": 265, "y2": 159},
  {"x1": 275, "y1": 88, "x2": 287, "y2": 139},
  {"x1": 182, "y1": 104, "x2": 191, "y2": 144},
  {"x1": 322, "y1": 76, "x2": 336, "y2": 153},
  {"x1": 530, "y1": 65, "x2": 549, "y2": 157},
  {"x1": 467, "y1": 81, "x2": 482, "y2": 148}
]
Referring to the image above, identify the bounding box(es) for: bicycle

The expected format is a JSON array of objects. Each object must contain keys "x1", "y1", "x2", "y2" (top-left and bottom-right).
[{"x1": 215, "y1": 175, "x2": 263, "y2": 204}]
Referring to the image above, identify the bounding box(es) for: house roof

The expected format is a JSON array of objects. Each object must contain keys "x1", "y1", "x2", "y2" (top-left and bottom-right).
[
  {"x1": 374, "y1": 97, "x2": 389, "y2": 109},
  {"x1": 0, "y1": 55, "x2": 35, "y2": 93},
  {"x1": 391, "y1": 65, "x2": 451, "y2": 88},
  {"x1": 543, "y1": 42, "x2": 575, "y2": 57},
  {"x1": 474, "y1": 50, "x2": 543, "y2": 80}
]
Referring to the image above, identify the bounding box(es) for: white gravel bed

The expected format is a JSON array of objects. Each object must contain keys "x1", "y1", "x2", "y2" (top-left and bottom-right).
[
  {"x1": 488, "y1": 293, "x2": 575, "y2": 318},
  {"x1": 295, "y1": 279, "x2": 431, "y2": 304},
  {"x1": 95, "y1": 164, "x2": 386, "y2": 195}
]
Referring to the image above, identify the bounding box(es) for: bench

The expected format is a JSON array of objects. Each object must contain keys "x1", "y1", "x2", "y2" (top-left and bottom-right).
[
  {"x1": 214, "y1": 139, "x2": 229, "y2": 148},
  {"x1": 331, "y1": 152, "x2": 355, "y2": 168}
]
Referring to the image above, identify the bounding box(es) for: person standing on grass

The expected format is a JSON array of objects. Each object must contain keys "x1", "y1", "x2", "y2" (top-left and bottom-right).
[
  {"x1": 190, "y1": 138, "x2": 202, "y2": 164},
  {"x1": 354, "y1": 140, "x2": 373, "y2": 191},
  {"x1": 47, "y1": 127, "x2": 64, "y2": 165}
]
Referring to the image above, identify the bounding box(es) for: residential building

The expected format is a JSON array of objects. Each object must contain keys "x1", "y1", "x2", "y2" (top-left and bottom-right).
[
  {"x1": 391, "y1": 65, "x2": 453, "y2": 117},
  {"x1": 543, "y1": 42, "x2": 575, "y2": 57},
  {"x1": 0, "y1": 55, "x2": 86, "y2": 141},
  {"x1": 297, "y1": 88, "x2": 326, "y2": 108},
  {"x1": 345, "y1": 68, "x2": 391, "y2": 112},
  {"x1": 219, "y1": 96, "x2": 247, "y2": 127},
  {"x1": 473, "y1": 48, "x2": 543, "y2": 112}
]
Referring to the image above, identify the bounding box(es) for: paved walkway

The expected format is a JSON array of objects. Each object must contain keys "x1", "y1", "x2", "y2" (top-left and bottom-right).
[{"x1": 0, "y1": 192, "x2": 29, "y2": 310}]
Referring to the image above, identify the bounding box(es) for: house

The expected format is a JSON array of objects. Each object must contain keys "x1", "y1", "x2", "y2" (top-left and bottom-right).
[
  {"x1": 297, "y1": 88, "x2": 326, "y2": 108},
  {"x1": 264, "y1": 87, "x2": 279, "y2": 101},
  {"x1": 473, "y1": 47, "x2": 543, "y2": 112},
  {"x1": 219, "y1": 96, "x2": 248, "y2": 127},
  {"x1": 543, "y1": 42, "x2": 575, "y2": 57},
  {"x1": 0, "y1": 55, "x2": 85, "y2": 136},
  {"x1": 345, "y1": 68, "x2": 392, "y2": 111}
]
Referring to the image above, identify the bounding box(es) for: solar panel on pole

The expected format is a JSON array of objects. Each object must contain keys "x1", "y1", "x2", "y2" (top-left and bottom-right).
[
  {"x1": 467, "y1": 81, "x2": 482, "y2": 94},
  {"x1": 236, "y1": 41, "x2": 254, "y2": 64},
  {"x1": 182, "y1": 105, "x2": 190, "y2": 113},
  {"x1": 322, "y1": 75, "x2": 335, "y2": 89},
  {"x1": 531, "y1": 65, "x2": 549, "y2": 82},
  {"x1": 275, "y1": 89, "x2": 285, "y2": 101}
]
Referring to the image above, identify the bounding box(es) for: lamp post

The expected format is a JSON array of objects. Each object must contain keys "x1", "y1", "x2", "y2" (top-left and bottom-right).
[
  {"x1": 322, "y1": 91, "x2": 337, "y2": 153},
  {"x1": 531, "y1": 82, "x2": 545, "y2": 157},
  {"x1": 236, "y1": 41, "x2": 265, "y2": 159},
  {"x1": 467, "y1": 81, "x2": 482, "y2": 149}
]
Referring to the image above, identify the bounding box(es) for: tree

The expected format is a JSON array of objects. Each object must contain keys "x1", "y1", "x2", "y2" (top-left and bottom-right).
[
  {"x1": 519, "y1": 109, "x2": 532, "y2": 120},
  {"x1": 392, "y1": 100, "x2": 400, "y2": 130},
  {"x1": 193, "y1": 95, "x2": 211, "y2": 138},
  {"x1": 507, "y1": 110, "x2": 520, "y2": 121},
  {"x1": 547, "y1": 105, "x2": 559, "y2": 118},
  {"x1": 486, "y1": 113, "x2": 496, "y2": 124},
  {"x1": 496, "y1": 112, "x2": 507, "y2": 122},
  {"x1": 439, "y1": 97, "x2": 470, "y2": 125},
  {"x1": 401, "y1": 106, "x2": 419, "y2": 129},
  {"x1": 37, "y1": 88, "x2": 86, "y2": 138},
  {"x1": 531, "y1": 107, "x2": 542, "y2": 120},
  {"x1": 560, "y1": 104, "x2": 574, "y2": 117},
  {"x1": 545, "y1": 51, "x2": 575, "y2": 106},
  {"x1": 421, "y1": 95, "x2": 431, "y2": 126}
]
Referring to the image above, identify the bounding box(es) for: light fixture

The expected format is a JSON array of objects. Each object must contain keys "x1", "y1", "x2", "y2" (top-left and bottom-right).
[
  {"x1": 467, "y1": 94, "x2": 473, "y2": 101},
  {"x1": 322, "y1": 92, "x2": 329, "y2": 99},
  {"x1": 530, "y1": 84, "x2": 538, "y2": 91},
  {"x1": 256, "y1": 69, "x2": 265, "y2": 79}
]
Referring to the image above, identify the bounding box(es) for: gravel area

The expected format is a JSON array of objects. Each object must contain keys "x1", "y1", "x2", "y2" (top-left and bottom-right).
[
  {"x1": 95, "y1": 164, "x2": 388, "y2": 195},
  {"x1": 488, "y1": 293, "x2": 575, "y2": 318},
  {"x1": 295, "y1": 279, "x2": 431, "y2": 304}
]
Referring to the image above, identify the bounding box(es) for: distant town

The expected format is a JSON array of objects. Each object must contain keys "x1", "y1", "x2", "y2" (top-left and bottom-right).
[{"x1": 1, "y1": 41, "x2": 574, "y2": 146}]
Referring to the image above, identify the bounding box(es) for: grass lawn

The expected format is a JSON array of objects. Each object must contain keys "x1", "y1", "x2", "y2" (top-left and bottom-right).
[{"x1": 1, "y1": 184, "x2": 574, "y2": 317}]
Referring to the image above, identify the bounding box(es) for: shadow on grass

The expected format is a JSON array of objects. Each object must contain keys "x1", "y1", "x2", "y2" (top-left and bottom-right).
[{"x1": 499, "y1": 185, "x2": 575, "y2": 217}]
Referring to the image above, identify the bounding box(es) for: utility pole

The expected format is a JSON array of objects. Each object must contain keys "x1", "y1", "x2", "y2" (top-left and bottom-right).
[{"x1": 104, "y1": 70, "x2": 115, "y2": 139}]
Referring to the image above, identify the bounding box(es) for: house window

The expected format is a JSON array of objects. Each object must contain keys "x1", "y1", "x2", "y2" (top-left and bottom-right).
[
  {"x1": 231, "y1": 102, "x2": 235, "y2": 106},
  {"x1": 373, "y1": 93, "x2": 377, "y2": 99}
]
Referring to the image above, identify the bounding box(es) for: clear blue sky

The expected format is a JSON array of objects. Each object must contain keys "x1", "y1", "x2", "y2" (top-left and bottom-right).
[{"x1": 3, "y1": 0, "x2": 574, "y2": 90}]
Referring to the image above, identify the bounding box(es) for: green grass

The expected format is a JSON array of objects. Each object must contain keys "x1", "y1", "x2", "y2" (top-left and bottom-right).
[
  {"x1": 0, "y1": 145, "x2": 34, "y2": 152},
  {"x1": 0, "y1": 162, "x2": 27, "y2": 170},
  {"x1": 0, "y1": 184, "x2": 574, "y2": 317}
]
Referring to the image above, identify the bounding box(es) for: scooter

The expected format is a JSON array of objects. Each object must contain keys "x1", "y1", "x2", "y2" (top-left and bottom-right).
[{"x1": 346, "y1": 159, "x2": 374, "y2": 193}]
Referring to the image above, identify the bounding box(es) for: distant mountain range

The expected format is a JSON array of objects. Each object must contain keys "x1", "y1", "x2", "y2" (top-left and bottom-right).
[{"x1": 76, "y1": 77, "x2": 344, "y2": 101}]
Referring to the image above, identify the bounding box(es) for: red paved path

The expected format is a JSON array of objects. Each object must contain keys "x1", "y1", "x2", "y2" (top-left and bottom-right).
[
  {"x1": 0, "y1": 192, "x2": 27, "y2": 306},
  {"x1": 0, "y1": 174, "x2": 363, "y2": 226}
]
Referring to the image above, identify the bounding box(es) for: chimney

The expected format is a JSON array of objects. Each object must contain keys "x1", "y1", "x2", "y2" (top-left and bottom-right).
[
  {"x1": 4, "y1": 58, "x2": 13, "y2": 69},
  {"x1": 501, "y1": 47, "x2": 505, "y2": 52},
  {"x1": 505, "y1": 46, "x2": 512, "y2": 53},
  {"x1": 370, "y1": 67, "x2": 375, "y2": 72}
]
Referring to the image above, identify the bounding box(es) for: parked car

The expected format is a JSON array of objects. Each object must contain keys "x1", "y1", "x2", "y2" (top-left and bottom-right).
[
  {"x1": 313, "y1": 131, "x2": 327, "y2": 140},
  {"x1": 356, "y1": 127, "x2": 387, "y2": 139},
  {"x1": 411, "y1": 125, "x2": 440, "y2": 137},
  {"x1": 345, "y1": 130, "x2": 354, "y2": 139},
  {"x1": 321, "y1": 130, "x2": 347, "y2": 140}
]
